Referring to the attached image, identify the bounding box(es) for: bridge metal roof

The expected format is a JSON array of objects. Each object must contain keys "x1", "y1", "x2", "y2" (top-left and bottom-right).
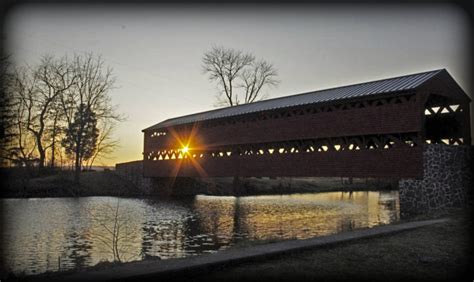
[{"x1": 144, "y1": 69, "x2": 443, "y2": 131}]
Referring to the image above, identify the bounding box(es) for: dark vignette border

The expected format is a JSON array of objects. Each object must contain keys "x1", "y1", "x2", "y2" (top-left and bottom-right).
[{"x1": 0, "y1": 0, "x2": 472, "y2": 281}]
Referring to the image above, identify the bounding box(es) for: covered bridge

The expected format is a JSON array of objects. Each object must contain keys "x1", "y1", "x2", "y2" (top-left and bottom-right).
[{"x1": 142, "y1": 69, "x2": 471, "y2": 179}]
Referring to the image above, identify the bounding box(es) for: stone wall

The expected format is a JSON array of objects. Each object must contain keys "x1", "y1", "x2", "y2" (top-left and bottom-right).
[
  {"x1": 399, "y1": 144, "x2": 472, "y2": 216},
  {"x1": 115, "y1": 160, "x2": 211, "y2": 196},
  {"x1": 115, "y1": 160, "x2": 154, "y2": 194}
]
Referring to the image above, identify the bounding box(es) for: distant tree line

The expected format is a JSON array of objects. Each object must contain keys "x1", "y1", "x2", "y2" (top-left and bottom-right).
[{"x1": 0, "y1": 53, "x2": 123, "y2": 182}]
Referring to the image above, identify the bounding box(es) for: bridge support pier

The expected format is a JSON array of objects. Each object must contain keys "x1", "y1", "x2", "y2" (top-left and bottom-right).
[{"x1": 398, "y1": 144, "x2": 472, "y2": 216}]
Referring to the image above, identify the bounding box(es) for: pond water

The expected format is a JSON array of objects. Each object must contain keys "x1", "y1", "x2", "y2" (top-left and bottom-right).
[{"x1": 1, "y1": 191, "x2": 399, "y2": 275}]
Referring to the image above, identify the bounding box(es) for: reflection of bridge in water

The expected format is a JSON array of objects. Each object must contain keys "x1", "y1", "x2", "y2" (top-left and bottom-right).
[
  {"x1": 135, "y1": 192, "x2": 400, "y2": 259},
  {"x1": 142, "y1": 69, "x2": 470, "y2": 179},
  {"x1": 1, "y1": 193, "x2": 400, "y2": 274},
  {"x1": 192, "y1": 191, "x2": 400, "y2": 245}
]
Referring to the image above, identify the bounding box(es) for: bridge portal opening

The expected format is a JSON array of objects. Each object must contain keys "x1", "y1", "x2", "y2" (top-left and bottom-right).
[{"x1": 424, "y1": 94, "x2": 468, "y2": 145}]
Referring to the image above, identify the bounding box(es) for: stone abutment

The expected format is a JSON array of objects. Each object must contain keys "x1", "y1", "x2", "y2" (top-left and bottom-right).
[{"x1": 399, "y1": 144, "x2": 472, "y2": 216}]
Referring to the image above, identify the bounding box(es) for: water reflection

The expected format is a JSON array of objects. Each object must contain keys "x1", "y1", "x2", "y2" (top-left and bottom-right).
[
  {"x1": 1, "y1": 191, "x2": 399, "y2": 275},
  {"x1": 194, "y1": 191, "x2": 399, "y2": 242}
]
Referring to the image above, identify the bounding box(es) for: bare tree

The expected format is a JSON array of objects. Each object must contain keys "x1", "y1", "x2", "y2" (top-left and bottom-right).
[
  {"x1": 8, "y1": 56, "x2": 76, "y2": 169},
  {"x1": 202, "y1": 46, "x2": 279, "y2": 107},
  {"x1": 86, "y1": 120, "x2": 119, "y2": 170},
  {"x1": 7, "y1": 65, "x2": 41, "y2": 168},
  {"x1": 47, "y1": 105, "x2": 61, "y2": 168},
  {"x1": 59, "y1": 53, "x2": 123, "y2": 182},
  {"x1": 4, "y1": 53, "x2": 122, "y2": 180},
  {"x1": 240, "y1": 61, "x2": 279, "y2": 103},
  {"x1": 13, "y1": 94, "x2": 38, "y2": 168},
  {"x1": 86, "y1": 199, "x2": 141, "y2": 263}
]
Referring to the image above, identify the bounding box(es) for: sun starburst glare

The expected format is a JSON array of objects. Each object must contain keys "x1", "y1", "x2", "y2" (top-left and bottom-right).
[{"x1": 181, "y1": 146, "x2": 189, "y2": 154}]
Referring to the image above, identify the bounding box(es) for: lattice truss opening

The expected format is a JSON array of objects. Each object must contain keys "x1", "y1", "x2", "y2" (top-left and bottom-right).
[
  {"x1": 199, "y1": 94, "x2": 416, "y2": 128},
  {"x1": 145, "y1": 94, "x2": 417, "y2": 145},
  {"x1": 145, "y1": 133, "x2": 420, "y2": 161},
  {"x1": 150, "y1": 131, "x2": 167, "y2": 138},
  {"x1": 424, "y1": 94, "x2": 467, "y2": 145}
]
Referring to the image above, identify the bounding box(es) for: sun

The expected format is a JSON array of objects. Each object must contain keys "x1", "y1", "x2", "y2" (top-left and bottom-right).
[{"x1": 181, "y1": 146, "x2": 189, "y2": 154}]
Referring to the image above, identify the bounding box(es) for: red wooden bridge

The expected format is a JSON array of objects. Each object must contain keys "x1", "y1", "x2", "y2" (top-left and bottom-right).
[{"x1": 142, "y1": 69, "x2": 471, "y2": 179}]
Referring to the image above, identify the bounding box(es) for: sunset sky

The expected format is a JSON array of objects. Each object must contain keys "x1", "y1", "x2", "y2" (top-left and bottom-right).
[{"x1": 4, "y1": 3, "x2": 471, "y2": 166}]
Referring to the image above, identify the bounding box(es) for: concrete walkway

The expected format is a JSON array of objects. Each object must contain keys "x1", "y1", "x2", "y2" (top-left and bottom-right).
[{"x1": 40, "y1": 218, "x2": 449, "y2": 281}]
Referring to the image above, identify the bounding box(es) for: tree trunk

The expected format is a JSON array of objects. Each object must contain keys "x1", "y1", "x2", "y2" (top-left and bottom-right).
[
  {"x1": 36, "y1": 134, "x2": 45, "y2": 169},
  {"x1": 51, "y1": 140, "x2": 55, "y2": 168},
  {"x1": 74, "y1": 118, "x2": 85, "y2": 183},
  {"x1": 74, "y1": 149, "x2": 80, "y2": 183},
  {"x1": 74, "y1": 134, "x2": 81, "y2": 183},
  {"x1": 50, "y1": 113, "x2": 58, "y2": 168},
  {"x1": 74, "y1": 150, "x2": 81, "y2": 183}
]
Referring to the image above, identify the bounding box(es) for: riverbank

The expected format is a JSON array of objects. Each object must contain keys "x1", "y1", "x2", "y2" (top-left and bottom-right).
[
  {"x1": 1, "y1": 168, "x2": 397, "y2": 198},
  {"x1": 191, "y1": 176, "x2": 398, "y2": 196},
  {"x1": 194, "y1": 209, "x2": 471, "y2": 282},
  {"x1": 19, "y1": 209, "x2": 471, "y2": 282},
  {"x1": 1, "y1": 169, "x2": 142, "y2": 198}
]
